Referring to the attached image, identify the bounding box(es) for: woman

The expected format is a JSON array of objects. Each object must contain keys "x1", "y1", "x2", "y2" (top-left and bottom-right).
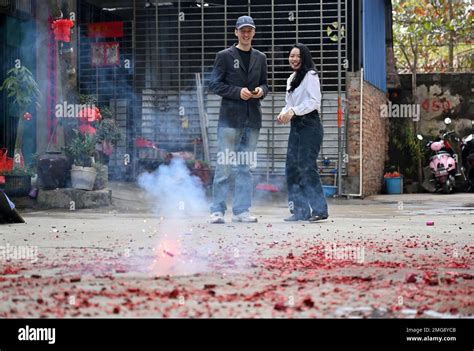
[{"x1": 277, "y1": 43, "x2": 328, "y2": 222}]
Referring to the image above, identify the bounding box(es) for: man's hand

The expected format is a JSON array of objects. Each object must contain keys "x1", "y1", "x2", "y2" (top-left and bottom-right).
[
  {"x1": 277, "y1": 109, "x2": 295, "y2": 124},
  {"x1": 240, "y1": 88, "x2": 253, "y2": 100},
  {"x1": 251, "y1": 87, "x2": 264, "y2": 99}
]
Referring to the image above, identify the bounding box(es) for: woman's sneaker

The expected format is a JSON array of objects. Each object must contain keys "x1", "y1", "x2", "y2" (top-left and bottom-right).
[
  {"x1": 232, "y1": 211, "x2": 258, "y2": 223},
  {"x1": 210, "y1": 212, "x2": 225, "y2": 224},
  {"x1": 284, "y1": 214, "x2": 311, "y2": 221}
]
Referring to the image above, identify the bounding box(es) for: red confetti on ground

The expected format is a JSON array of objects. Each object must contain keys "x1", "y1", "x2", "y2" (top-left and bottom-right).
[
  {"x1": 405, "y1": 273, "x2": 417, "y2": 283},
  {"x1": 0, "y1": 238, "x2": 472, "y2": 318},
  {"x1": 1, "y1": 266, "x2": 23, "y2": 275}
]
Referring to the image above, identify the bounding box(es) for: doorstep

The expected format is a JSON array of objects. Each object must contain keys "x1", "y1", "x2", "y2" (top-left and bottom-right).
[{"x1": 37, "y1": 188, "x2": 112, "y2": 209}]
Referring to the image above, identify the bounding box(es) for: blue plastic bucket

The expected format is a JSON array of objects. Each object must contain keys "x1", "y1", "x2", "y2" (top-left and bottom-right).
[
  {"x1": 322, "y1": 185, "x2": 337, "y2": 197},
  {"x1": 385, "y1": 177, "x2": 402, "y2": 194}
]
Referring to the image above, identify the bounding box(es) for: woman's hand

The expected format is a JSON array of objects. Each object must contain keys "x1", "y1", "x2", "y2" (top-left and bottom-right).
[{"x1": 277, "y1": 109, "x2": 295, "y2": 124}]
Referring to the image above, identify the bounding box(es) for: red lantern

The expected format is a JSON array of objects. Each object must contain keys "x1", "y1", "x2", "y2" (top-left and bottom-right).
[
  {"x1": 23, "y1": 112, "x2": 32, "y2": 121},
  {"x1": 52, "y1": 19, "x2": 74, "y2": 42}
]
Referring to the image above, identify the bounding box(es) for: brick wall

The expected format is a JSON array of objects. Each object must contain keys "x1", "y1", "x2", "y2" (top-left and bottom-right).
[{"x1": 345, "y1": 71, "x2": 389, "y2": 196}]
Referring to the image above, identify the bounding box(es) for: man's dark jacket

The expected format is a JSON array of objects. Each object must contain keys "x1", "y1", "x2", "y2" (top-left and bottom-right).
[{"x1": 209, "y1": 45, "x2": 269, "y2": 129}]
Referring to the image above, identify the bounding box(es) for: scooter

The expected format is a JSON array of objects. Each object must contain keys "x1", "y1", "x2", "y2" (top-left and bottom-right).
[
  {"x1": 461, "y1": 131, "x2": 474, "y2": 192},
  {"x1": 417, "y1": 118, "x2": 463, "y2": 194}
]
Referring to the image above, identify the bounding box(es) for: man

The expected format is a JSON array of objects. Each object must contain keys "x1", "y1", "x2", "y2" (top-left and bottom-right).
[{"x1": 209, "y1": 16, "x2": 269, "y2": 224}]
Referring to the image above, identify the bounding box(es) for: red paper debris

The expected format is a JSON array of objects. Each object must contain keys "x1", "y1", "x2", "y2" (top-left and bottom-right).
[
  {"x1": 274, "y1": 303, "x2": 287, "y2": 311},
  {"x1": 405, "y1": 273, "x2": 417, "y2": 283}
]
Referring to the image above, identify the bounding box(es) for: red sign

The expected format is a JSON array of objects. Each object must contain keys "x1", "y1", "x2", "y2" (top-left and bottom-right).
[
  {"x1": 87, "y1": 22, "x2": 123, "y2": 38},
  {"x1": 421, "y1": 98, "x2": 452, "y2": 113}
]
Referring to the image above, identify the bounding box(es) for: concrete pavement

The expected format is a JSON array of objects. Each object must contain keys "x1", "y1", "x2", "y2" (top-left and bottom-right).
[{"x1": 0, "y1": 182, "x2": 472, "y2": 318}]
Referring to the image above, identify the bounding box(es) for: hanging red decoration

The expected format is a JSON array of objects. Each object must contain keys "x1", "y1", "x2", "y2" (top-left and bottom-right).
[
  {"x1": 23, "y1": 112, "x2": 32, "y2": 121},
  {"x1": 51, "y1": 19, "x2": 74, "y2": 42}
]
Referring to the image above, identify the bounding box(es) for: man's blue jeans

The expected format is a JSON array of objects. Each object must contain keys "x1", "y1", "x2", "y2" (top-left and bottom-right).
[{"x1": 210, "y1": 127, "x2": 260, "y2": 215}]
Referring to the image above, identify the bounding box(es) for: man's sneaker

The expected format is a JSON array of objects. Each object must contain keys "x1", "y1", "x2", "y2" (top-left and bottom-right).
[
  {"x1": 232, "y1": 211, "x2": 258, "y2": 223},
  {"x1": 210, "y1": 212, "x2": 225, "y2": 224},
  {"x1": 308, "y1": 214, "x2": 328, "y2": 223}
]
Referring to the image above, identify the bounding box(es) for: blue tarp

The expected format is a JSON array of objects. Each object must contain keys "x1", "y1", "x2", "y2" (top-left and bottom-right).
[{"x1": 363, "y1": 0, "x2": 387, "y2": 92}]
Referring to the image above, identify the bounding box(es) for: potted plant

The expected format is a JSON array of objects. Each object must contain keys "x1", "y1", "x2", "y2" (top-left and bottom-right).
[
  {"x1": 0, "y1": 65, "x2": 40, "y2": 197},
  {"x1": 0, "y1": 66, "x2": 40, "y2": 171},
  {"x1": 76, "y1": 96, "x2": 121, "y2": 189},
  {"x1": 64, "y1": 129, "x2": 97, "y2": 190},
  {"x1": 95, "y1": 105, "x2": 122, "y2": 165},
  {"x1": 384, "y1": 169, "x2": 403, "y2": 195}
]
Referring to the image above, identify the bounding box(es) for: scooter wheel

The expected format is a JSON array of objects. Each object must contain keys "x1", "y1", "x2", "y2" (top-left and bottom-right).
[{"x1": 442, "y1": 180, "x2": 453, "y2": 194}]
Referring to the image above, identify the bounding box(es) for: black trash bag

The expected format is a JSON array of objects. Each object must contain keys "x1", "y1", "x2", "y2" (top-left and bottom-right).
[{"x1": 0, "y1": 190, "x2": 25, "y2": 224}]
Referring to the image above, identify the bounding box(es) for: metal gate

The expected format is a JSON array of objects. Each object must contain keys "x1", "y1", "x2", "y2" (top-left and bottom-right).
[
  {"x1": 131, "y1": 0, "x2": 348, "y2": 177},
  {"x1": 77, "y1": 0, "x2": 352, "y2": 179}
]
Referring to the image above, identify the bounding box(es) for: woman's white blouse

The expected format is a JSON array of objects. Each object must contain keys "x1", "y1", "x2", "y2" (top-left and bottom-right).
[{"x1": 280, "y1": 70, "x2": 321, "y2": 116}]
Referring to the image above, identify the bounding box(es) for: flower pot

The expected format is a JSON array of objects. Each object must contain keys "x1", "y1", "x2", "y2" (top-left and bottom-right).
[
  {"x1": 384, "y1": 177, "x2": 403, "y2": 194},
  {"x1": 4, "y1": 175, "x2": 31, "y2": 197},
  {"x1": 71, "y1": 165, "x2": 97, "y2": 191}
]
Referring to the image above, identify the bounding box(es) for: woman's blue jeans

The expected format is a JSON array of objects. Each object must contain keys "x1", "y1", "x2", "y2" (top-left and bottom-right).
[{"x1": 286, "y1": 111, "x2": 328, "y2": 218}]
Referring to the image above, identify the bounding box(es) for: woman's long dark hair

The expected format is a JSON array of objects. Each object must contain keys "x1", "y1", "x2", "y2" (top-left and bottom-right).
[{"x1": 288, "y1": 43, "x2": 316, "y2": 93}]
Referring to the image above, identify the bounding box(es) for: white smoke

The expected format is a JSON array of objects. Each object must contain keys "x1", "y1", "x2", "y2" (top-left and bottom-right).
[
  {"x1": 136, "y1": 158, "x2": 253, "y2": 277},
  {"x1": 137, "y1": 158, "x2": 208, "y2": 217},
  {"x1": 136, "y1": 158, "x2": 211, "y2": 276}
]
